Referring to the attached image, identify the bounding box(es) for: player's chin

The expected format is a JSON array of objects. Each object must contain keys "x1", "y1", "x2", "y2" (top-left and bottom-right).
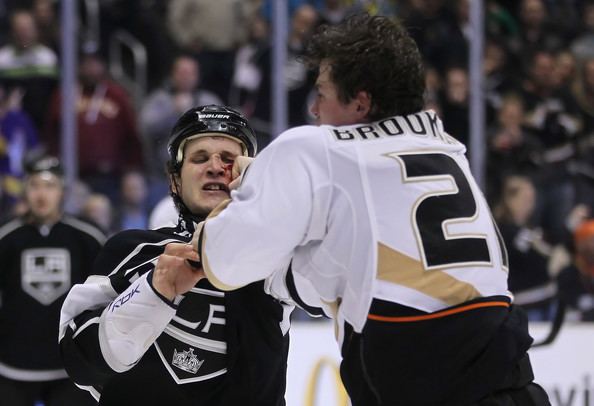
[{"x1": 198, "y1": 191, "x2": 230, "y2": 210}]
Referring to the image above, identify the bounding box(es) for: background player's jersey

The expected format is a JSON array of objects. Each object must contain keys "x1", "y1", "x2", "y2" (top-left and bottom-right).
[
  {"x1": 0, "y1": 215, "x2": 105, "y2": 380},
  {"x1": 59, "y1": 216, "x2": 291, "y2": 405},
  {"x1": 202, "y1": 110, "x2": 510, "y2": 340}
]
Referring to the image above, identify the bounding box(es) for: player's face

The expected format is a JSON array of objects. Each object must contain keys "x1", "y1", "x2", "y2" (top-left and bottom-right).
[
  {"x1": 310, "y1": 60, "x2": 361, "y2": 126},
  {"x1": 177, "y1": 136, "x2": 242, "y2": 215},
  {"x1": 25, "y1": 172, "x2": 63, "y2": 222}
]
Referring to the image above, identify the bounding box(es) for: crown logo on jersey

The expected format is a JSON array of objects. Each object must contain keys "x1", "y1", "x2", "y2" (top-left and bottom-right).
[{"x1": 172, "y1": 348, "x2": 204, "y2": 374}]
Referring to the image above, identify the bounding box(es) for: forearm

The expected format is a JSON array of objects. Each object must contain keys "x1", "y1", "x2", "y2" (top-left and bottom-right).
[
  {"x1": 98, "y1": 272, "x2": 177, "y2": 372},
  {"x1": 59, "y1": 273, "x2": 177, "y2": 383},
  {"x1": 198, "y1": 212, "x2": 294, "y2": 291}
]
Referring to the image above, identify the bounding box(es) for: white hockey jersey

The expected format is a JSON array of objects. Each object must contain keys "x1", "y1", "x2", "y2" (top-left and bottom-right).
[{"x1": 201, "y1": 110, "x2": 510, "y2": 341}]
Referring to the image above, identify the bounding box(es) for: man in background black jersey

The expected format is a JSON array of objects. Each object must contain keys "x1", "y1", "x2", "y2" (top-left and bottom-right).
[
  {"x1": 0, "y1": 156, "x2": 105, "y2": 406},
  {"x1": 59, "y1": 105, "x2": 292, "y2": 405}
]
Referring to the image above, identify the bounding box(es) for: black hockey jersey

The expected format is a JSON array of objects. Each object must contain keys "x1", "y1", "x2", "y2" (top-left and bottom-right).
[
  {"x1": 59, "y1": 215, "x2": 292, "y2": 405},
  {"x1": 0, "y1": 215, "x2": 105, "y2": 381}
]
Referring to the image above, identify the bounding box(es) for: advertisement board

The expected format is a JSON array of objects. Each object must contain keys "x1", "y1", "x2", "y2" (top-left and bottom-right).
[{"x1": 287, "y1": 321, "x2": 591, "y2": 406}]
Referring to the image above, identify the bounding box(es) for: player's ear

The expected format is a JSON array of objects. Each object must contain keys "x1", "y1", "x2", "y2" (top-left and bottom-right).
[
  {"x1": 169, "y1": 173, "x2": 182, "y2": 195},
  {"x1": 354, "y1": 90, "x2": 371, "y2": 121}
]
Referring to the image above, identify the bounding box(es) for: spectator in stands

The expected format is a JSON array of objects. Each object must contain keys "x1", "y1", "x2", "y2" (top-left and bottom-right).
[
  {"x1": 32, "y1": 0, "x2": 59, "y2": 52},
  {"x1": 570, "y1": 1, "x2": 594, "y2": 61},
  {"x1": 573, "y1": 56, "x2": 594, "y2": 135},
  {"x1": 570, "y1": 57, "x2": 594, "y2": 212},
  {"x1": 486, "y1": 94, "x2": 542, "y2": 204},
  {"x1": 484, "y1": 38, "x2": 520, "y2": 116},
  {"x1": 405, "y1": 0, "x2": 454, "y2": 73},
  {"x1": 558, "y1": 219, "x2": 594, "y2": 321},
  {"x1": 0, "y1": 9, "x2": 58, "y2": 132},
  {"x1": 97, "y1": 0, "x2": 176, "y2": 90},
  {"x1": 521, "y1": 49, "x2": 582, "y2": 243},
  {"x1": 229, "y1": 14, "x2": 269, "y2": 122},
  {"x1": 552, "y1": 50, "x2": 576, "y2": 91},
  {"x1": 0, "y1": 85, "x2": 40, "y2": 214},
  {"x1": 113, "y1": 170, "x2": 149, "y2": 232},
  {"x1": 62, "y1": 179, "x2": 91, "y2": 217},
  {"x1": 44, "y1": 51, "x2": 143, "y2": 202},
  {"x1": 494, "y1": 175, "x2": 556, "y2": 321},
  {"x1": 260, "y1": 0, "x2": 322, "y2": 21},
  {"x1": 423, "y1": 65, "x2": 442, "y2": 114},
  {"x1": 139, "y1": 55, "x2": 221, "y2": 206},
  {"x1": 512, "y1": 0, "x2": 565, "y2": 57},
  {"x1": 439, "y1": 66, "x2": 470, "y2": 147},
  {"x1": 445, "y1": 0, "x2": 471, "y2": 64},
  {"x1": 241, "y1": 3, "x2": 319, "y2": 134},
  {"x1": 81, "y1": 193, "x2": 114, "y2": 236},
  {"x1": 316, "y1": 0, "x2": 358, "y2": 25},
  {"x1": 485, "y1": 0, "x2": 519, "y2": 41},
  {"x1": 167, "y1": 0, "x2": 261, "y2": 102},
  {"x1": 285, "y1": 4, "x2": 319, "y2": 126}
]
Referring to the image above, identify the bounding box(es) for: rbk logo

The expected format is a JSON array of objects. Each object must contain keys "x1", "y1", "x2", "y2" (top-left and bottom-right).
[{"x1": 109, "y1": 284, "x2": 141, "y2": 312}]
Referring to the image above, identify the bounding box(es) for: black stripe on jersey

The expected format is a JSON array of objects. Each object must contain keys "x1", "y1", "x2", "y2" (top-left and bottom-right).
[
  {"x1": 369, "y1": 295, "x2": 512, "y2": 318},
  {"x1": 103, "y1": 236, "x2": 183, "y2": 293},
  {"x1": 61, "y1": 309, "x2": 113, "y2": 385},
  {"x1": 146, "y1": 270, "x2": 177, "y2": 309},
  {"x1": 285, "y1": 265, "x2": 325, "y2": 317}
]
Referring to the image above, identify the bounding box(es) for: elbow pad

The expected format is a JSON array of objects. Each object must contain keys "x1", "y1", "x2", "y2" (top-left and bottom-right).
[{"x1": 98, "y1": 272, "x2": 177, "y2": 372}]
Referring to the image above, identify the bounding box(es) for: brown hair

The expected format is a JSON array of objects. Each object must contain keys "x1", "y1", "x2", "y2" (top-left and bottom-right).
[{"x1": 303, "y1": 13, "x2": 425, "y2": 120}]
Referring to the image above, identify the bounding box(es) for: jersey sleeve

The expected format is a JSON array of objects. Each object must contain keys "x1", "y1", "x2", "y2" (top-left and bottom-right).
[
  {"x1": 59, "y1": 230, "x2": 179, "y2": 386},
  {"x1": 264, "y1": 264, "x2": 329, "y2": 318},
  {"x1": 201, "y1": 130, "x2": 319, "y2": 291}
]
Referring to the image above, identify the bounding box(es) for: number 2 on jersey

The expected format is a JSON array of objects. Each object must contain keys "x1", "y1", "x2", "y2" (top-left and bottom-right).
[{"x1": 389, "y1": 152, "x2": 508, "y2": 270}]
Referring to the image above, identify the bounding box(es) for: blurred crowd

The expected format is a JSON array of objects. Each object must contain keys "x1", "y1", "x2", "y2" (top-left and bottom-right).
[{"x1": 1, "y1": 0, "x2": 594, "y2": 322}]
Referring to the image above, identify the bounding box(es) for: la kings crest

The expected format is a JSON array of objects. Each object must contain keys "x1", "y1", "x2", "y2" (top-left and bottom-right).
[
  {"x1": 172, "y1": 348, "x2": 204, "y2": 374},
  {"x1": 154, "y1": 287, "x2": 228, "y2": 384},
  {"x1": 21, "y1": 248, "x2": 71, "y2": 305}
]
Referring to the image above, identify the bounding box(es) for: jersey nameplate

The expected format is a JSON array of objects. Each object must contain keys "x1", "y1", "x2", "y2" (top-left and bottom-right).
[{"x1": 330, "y1": 111, "x2": 456, "y2": 145}]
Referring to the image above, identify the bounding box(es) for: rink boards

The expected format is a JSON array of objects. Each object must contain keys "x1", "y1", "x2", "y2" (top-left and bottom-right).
[{"x1": 287, "y1": 321, "x2": 593, "y2": 406}]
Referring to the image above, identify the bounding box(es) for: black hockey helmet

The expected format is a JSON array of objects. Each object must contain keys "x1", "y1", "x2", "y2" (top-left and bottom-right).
[
  {"x1": 24, "y1": 155, "x2": 64, "y2": 178},
  {"x1": 167, "y1": 105, "x2": 257, "y2": 173}
]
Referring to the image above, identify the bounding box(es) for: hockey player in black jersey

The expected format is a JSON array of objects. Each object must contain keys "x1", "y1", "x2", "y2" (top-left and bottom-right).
[
  {"x1": 0, "y1": 156, "x2": 105, "y2": 406},
  {"x1": 59, "y1": 105, "x2": 292, "y2": 405}
]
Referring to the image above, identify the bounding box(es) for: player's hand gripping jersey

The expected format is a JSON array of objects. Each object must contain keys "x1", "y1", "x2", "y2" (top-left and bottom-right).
[
  {"x1": 201, "y1": 110, "x2": 510, "y2": 340},
  {"x1": 59, "y1": 215, "x2": 291, "y2": 405}
]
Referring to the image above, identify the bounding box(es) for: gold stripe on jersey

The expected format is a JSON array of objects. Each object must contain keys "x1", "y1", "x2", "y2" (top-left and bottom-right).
[
  {"x1": 321, "y1": 298, "x2": 341, "y2": 340},
  {"x1": 376, "y1": 242, "x2": 481, "y2": 306}
]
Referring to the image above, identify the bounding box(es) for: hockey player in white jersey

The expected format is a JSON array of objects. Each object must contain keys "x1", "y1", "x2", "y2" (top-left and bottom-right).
[{"x1": 194, "y1": 14, "x2": 551, "y2": 406}]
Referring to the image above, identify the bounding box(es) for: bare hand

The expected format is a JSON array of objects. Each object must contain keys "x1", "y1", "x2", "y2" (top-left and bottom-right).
[
  {"x1": 152, "y1": 243, "x2": 205, "y2": 301},
  {"x1": 229, "y1": 156, "x2": 254, "y2": 190}
]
